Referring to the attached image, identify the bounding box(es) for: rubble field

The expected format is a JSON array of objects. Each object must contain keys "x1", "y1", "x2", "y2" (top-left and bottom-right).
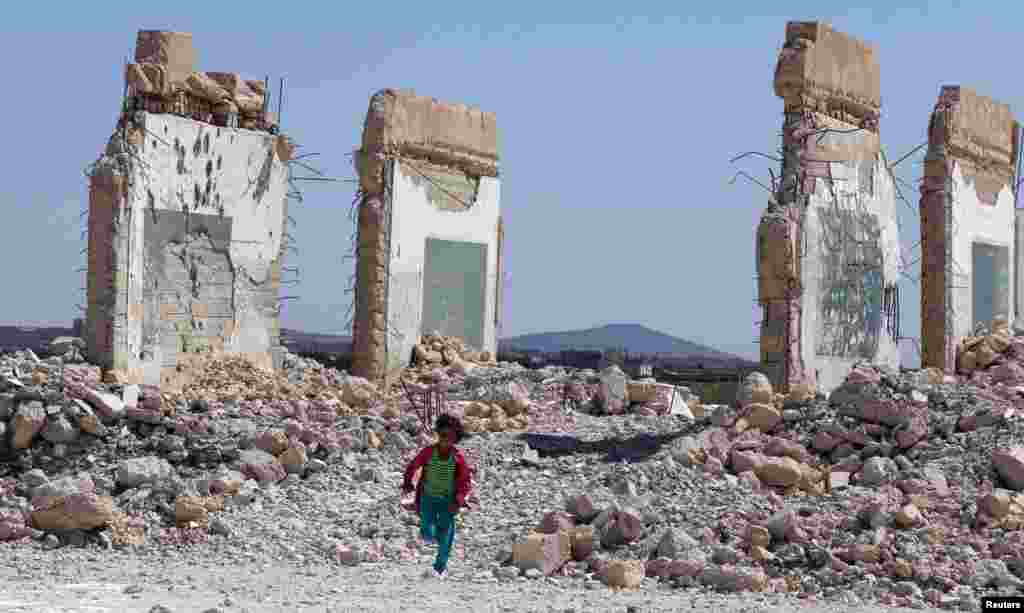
[{"x1": 4, "y1": 329, "x2": 1024, "y2": 612}]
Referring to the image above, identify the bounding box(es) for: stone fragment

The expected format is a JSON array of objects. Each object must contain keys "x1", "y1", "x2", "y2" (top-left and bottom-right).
[
  {"x1": 754, "y1": 457, "x2": 804, "y2": 487},
  {"x1": 0, "y1": 508, "x2": 32, "y2": 541},
  {"x1": 699, "y1": 565, "x2": 768, "y2": 592},
  {"x1": 83, "y1": 388, "x2": 125, "y2": 420},
  {"x1": 627, "y1": 381, "x2": 657, "y2": 404},
  {"x1": 737, "y1": 372, "x2": 773, "y2": 408},
  {"x1": 569, "y1": 525, "x2": 595, "y2": 561},
  {"x1": 895, "y1": 504, "x2": 922, "y2": 528},
  {"x1": 537, "y1": 511, "x2": 574, "y2": 535},
  {"x1": 565, "y1": 494, "x2": 598, "y2": 522},
  {"x1": 239, "y1": 449, "x2": 286, "y2": 483},
  {"x1": 600, "y1": 508, "x2": 643, "y2": 547},
  {"x1": 174, "y1": 495, "x2": 209, "y2": 527},
  {"x1": 748, "y1": 525, "x2": 771, "y2": 548},
  {"x1": 116, "y1": 456, "x2": 174, "y2": 489},
  {"x1": 31, "y1": 494, "x2": 115, "y2": 531},
  {"x1": 994, "y1": 448, "x2": 1024, "y2": 490},
  {"x1": 278, "y1": 445, "x2": 307, "y2": 475},
  {"x1": 41, "y1": 415, "x2": 78, "y2": 444},
  {"x1": 603, "y1": 560, "x2": 644, "y2": 589},
  {"x1": 861, "y1": 457, "x2": 898, "y2": 486},
  {"x1": 745, "y1": 403, "x2": 782, "y2": 432},
  {"x1": 512, "y1": 531, "x2": 571, "y2": 576},
  {"x1": 656, "y1": 528, "x2": 700, "y2": 559},
  {"x1": 12, "y1": 401, "x2": 46, "y2": 449}
]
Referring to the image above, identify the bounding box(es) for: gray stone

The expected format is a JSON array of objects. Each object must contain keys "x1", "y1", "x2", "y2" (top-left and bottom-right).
[
  {"x1": 41, "y1": 415, "x2": 78, "y2": 444},
  {"x1": 656, "y1": 528, "x2": 699, "y2": 559},
  {"x1": 116, "y1": 456, "x2": 175, "y2": 489},
  {"x1": 861, "y1": 457, "x2": 899, "y2": 486},
  {"x1": 0, "y1": 394, "x2": 14, "y2": 419}
]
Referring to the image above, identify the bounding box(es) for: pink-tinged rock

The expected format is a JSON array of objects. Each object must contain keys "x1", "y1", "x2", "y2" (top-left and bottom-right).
[
  {"x1": 538, "y1": 511, "x2": 575, "y2": 535},
  {"x1": 813, "y1": 431, "x2": 839, "y2": 452},
  {"x1": 993, "y1": 447, "x2": 1024, "y2": 490},
  {"x1": 646, "y1": 558, "x2": 671, "y2": 578},
  {"x1": 766, "y1": 509, "x2": 807, "y2": 543},
  {"x1": 992, "y1": 362, "x2": 1024, "y2": 384},
  {"x1": 565, "y1": 494, "x2": 597, "y2": 522},
  {"x1": 132, "y1": 402, "x2": 161, "y2": 423},
  {"x1": 703, "y1": 456, "x2": 724, "y2": 475},
  {"x1": 83, "y1": 388, "x2": 125, "y2": 420},
  {"x1": 701, "y1": 429, "x2": 731, "y2": 462},
  {"x1": 0, "y1": 509, "x2": 32, "y2": 541},
  {"x1": 335, "y1": 544, "x2": 361, "y2": 566},
  {"x1": 764, "y1": 438, "x2": 808, "y2": 461},
  {"x1": 897, "y1": 412, "x2": 929, "y2": 449},
  {"x1": 731, "y1": 449, "x2": 762, "y2": 474},
  {"x1": 700, "y1": 527, "x2": 717, "y2": 546},
  {"x1": 840, "y1": 429, "x2": 870, "y2": 447},
  {"x1": 858, "y1": 399, "x2": 910, "y2": 426},
  {"x1": 958, "y1": 415, "x2": 978, "y2": 432},
  {"x1": 846, "y1": 365, "x2": 882, "y2": 385},
  {"x1": 600, "y1": 509, "x2": 643, "y2": 547},
  {"x1": 239, "y1": 449, "x2": 286, "y2": 483},
  {"x1": 738, "y1": 471, "x2": 762, "y2": 491},
  {"x1": 668, "y1": 559, "x2": 705, "y2": 578}
]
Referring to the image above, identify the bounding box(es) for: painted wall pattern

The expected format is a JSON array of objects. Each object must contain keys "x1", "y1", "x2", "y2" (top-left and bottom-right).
[{"x1": 814, "y1": 197, "x2": 886, "y2": 359}]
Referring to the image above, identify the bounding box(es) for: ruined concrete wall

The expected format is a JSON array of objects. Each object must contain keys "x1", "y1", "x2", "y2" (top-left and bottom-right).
[
  {"x1": 920, "y1": 86, "x2": 1019, "y2": 372},
  {"x1": 353, "y1": 89, "x2": 500, "y2": 382},
  {"x1": 85, "y1": 31, "x2": 289, "y2": 386},
  {"x1": 758, "y1": 22, "x2": 900, "y2": 394}
]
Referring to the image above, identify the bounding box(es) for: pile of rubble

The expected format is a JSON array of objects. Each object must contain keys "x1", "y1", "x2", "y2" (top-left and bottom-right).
[
  {"x1": 18, "y1": 326, "x2": 1024, "y2": 609},
  {"x1": 411, "y1": 333, "x2": 495, "y2": 374}
]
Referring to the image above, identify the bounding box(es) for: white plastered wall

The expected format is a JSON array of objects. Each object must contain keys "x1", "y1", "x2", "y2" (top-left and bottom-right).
[
  {"x1": 801, "y1": 154, "x2": 901, "y2": 395},
  {"x1": 385, "y1": 160, "x2": 500, "y2": 373},
  {"x1": 948, "y1": 161, "x2": 1016, "y2": 339},
  {"x1": 121, "y1": 112, "x2": 288, "y2": 384}
]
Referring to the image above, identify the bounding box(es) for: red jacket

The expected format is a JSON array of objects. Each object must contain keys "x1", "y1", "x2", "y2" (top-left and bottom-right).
[{"x1": 402, "y1": 445, "x2": 472, "y2": 513}]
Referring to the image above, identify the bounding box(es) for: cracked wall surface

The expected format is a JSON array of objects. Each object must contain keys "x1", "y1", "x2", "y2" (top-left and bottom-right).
[
  {"x1": 920, "y1": 86, "x2": 1020, "y2": 372},
  {"x1": 352, "y1": 89, "x2": 501, "y2": 383},
  {"x1": 758, "y1": 22, "x2": 900, "y2": 394},
  {"x1": 85, "y1": 31, "x2": 290, "y2": 386}
]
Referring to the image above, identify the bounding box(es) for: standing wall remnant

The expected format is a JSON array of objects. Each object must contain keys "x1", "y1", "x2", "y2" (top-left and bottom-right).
[
  {"x1": 353, "y1": 89, "x2": 501, "y2": 383},
  {"x1": 85, "y1": 30, "x2": 291, "y2": 387},
  {"x1": 757, "y1": 22, "x2": 901, "y2": 394},
  {"x1": 919, "y1": 86, "x2": 1020, "y2": 372}
]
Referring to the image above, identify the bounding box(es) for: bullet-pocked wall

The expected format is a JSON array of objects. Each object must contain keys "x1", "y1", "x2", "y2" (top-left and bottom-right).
[
  {"x1": 352, "y1": 89, "x2": 501, "y2": 383},
  {"x1": 758, "y1": 22, "x2": 901, "y2": 395},
  {"x1": 85, "y1": 31, "x2": 290, "y2": 386},
  {"x1": 920, "y1": 86, "x2": 1020, "y2": 373}
]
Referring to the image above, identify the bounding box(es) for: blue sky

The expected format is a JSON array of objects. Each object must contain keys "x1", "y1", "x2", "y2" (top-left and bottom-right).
[{"x1": 1, "y1": 1, "x2": 1017, "y2": 364}]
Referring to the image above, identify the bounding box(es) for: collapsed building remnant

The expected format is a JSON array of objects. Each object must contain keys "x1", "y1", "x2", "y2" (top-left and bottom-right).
[
  {"x1": 757, "y1": 22, "x2": 900, "y2": 394},
  {"x1": 85, "y1": 31, "x2": 291, "y2": 387},
  {"x1": 919, "y1": 86, "x2": 1021, "y2": 373},
  {"x1": 352, "y1": 89, "x2": 502, "y2": 383}
]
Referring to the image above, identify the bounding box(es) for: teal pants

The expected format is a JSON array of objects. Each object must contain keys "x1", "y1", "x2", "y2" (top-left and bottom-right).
[{"x1": 419, "y1": 494, "x2": 456, "y2": 572}]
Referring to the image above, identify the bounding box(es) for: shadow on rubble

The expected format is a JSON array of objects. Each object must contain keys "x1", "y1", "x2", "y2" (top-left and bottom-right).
[{"x1": 518, "y1": 428, "x2": 696, "y2": 463}]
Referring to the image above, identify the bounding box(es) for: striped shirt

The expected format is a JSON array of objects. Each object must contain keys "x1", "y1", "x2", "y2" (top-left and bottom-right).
[{"x1": 424, "y1": 448, "x2": 456, "y2": 498}]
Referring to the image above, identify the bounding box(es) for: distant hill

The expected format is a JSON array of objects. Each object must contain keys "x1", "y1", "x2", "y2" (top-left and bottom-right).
[{"x1": 500, "y1": 323, "x2": 738, "y2": 358}]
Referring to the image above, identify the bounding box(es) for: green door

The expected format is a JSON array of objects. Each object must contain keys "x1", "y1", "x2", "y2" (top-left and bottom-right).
[{"x1": 421, "y1": 238, "x2": 488, "y2": 350}]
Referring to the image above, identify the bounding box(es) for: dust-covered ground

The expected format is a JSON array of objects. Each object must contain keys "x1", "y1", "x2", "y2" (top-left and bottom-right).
[{"x1": 0, "y1": 555, "x2": 934, "y2": 613}]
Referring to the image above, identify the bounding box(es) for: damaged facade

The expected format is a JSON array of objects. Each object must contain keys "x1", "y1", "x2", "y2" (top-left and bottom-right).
[
  {"x1": 85, "y1": 31, "x2": 291, "y2": 387},
  {"x1": 919, "y1": 86, "x2": 1021, "y2": 373},
  {"x1": 757, "y1": 22, "x2": 900, "y2": 395},
  {"x1": 352, "y1": 89, "x2": 502, "y2": 383}
]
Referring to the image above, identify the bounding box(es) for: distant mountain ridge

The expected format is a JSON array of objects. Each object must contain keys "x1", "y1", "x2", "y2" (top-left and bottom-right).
[
  {"x1": 1, "y1": 323, "x2": 752, "y2": 366},
  {"x1": 500, "y1": 323, "x2": 735, "y2": 357}
]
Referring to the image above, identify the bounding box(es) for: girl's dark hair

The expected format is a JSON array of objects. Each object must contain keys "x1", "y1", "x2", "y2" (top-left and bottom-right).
[{"x1": 435, "y1": 413, "x2": 466, "y2": 442}]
